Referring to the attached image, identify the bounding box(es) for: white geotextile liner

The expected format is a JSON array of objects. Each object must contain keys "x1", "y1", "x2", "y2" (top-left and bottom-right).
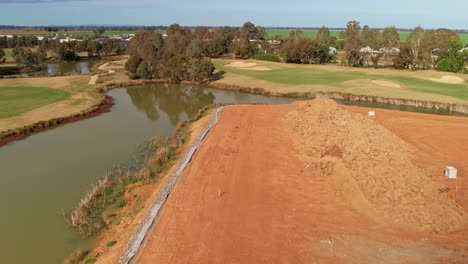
[{"x1": 117, "y1": 106, "x2": 225, "y2": 264}]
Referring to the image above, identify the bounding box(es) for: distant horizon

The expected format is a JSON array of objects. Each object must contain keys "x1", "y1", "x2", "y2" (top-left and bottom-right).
[
  {"x1": 1, "y1": 24, "x2": 468, "y2": 32},
  {"x1": 1, "y1": 0, "x2": 467, "y2": 30}
]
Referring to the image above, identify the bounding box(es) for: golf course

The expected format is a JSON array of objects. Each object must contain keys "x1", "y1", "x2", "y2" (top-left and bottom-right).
[{"x1": 212, "y1": 59, "x2": 468, "y2": 104}]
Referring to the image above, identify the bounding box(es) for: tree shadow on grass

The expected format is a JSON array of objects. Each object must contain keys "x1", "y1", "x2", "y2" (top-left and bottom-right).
[{"x1": 210, "y1": 70, "x2": 226, "y2": 81}]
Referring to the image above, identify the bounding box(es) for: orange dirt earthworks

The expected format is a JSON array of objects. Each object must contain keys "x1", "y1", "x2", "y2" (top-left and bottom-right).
[{"x1": 136, "y1": 100, "x2": 468, "y2": 264}]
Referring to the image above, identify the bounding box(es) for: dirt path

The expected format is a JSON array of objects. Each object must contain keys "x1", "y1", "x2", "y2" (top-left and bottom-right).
[
  {"x1": 89, "y1": 62, "x2": 116, "y2": 85},
  {"x1": 136, "y1": 104, "x2": 468, "y2": 263}
]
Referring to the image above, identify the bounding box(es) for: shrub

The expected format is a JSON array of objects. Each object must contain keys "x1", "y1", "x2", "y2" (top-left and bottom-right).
[
  {"x1": 106, "y1": 241, "x2": 117, "y2": 247},
  {"x1": 436, "y1": 58, "x2": 465, "y2": 73},
  {"x1": 84, "y1": 257, "x2": 97, "y2": 264},
  {"x1": 254, "y1": 53, "x2": 280, "y2": 62},
  {"x1": 124, "y1": 56, "x2": 142, "y2": 73},
  {"x1": 136, "y1": 61, "x2": 150, "y2": 79},
  {"x1": 115, "y1": 198, "x2": 127, "y2": 208}
]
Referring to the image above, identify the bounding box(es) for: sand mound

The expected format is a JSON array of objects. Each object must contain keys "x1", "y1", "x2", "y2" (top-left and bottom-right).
[
  {"x1": 227, "y1": 61, "x2": 257, "y2": 68},
  {"x1": 285, "y1": 99, "x2": 466, "y2": 232},
  {"x1": 226, "y1": 61, "x2": 272, "y2": 71},
  {"x1": 238, "y1": 66, "x2": 272, "y2": 71},
  {"x1": 371, "y1": 80, "x2": 401, "y2": 88},
  {"x1": 429, "y1": 75, "x2": 465, "y2": 84}
]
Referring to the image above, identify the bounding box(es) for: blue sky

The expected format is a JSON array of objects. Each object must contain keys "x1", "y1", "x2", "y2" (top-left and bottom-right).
[{"x1": 0, "y1": 0, "x2": 467, "y2": 29}]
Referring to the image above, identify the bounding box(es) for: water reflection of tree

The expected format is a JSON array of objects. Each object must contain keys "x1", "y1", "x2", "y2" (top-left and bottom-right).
[
  {"x1": 126, "y1": 85, "x2": 215, "y2": 125},
  {"x1": 126, "y1": 86, "x2": 160, "y2": 120}
]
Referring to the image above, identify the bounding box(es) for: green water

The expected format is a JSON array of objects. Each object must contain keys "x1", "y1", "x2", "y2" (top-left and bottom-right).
[{"x1": 0, "y1": 85, "x2": 297, "y2": 264}]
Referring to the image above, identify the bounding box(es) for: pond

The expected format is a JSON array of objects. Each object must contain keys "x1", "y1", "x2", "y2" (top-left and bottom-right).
[
  {"x1": 0, "y1": 85, "x2": 298, "y2": 264},
  {"x1": 1, "y1": 60, "x2": 100, "y2": 78}
]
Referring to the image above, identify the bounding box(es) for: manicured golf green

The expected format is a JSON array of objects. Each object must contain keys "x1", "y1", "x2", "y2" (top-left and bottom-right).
[{"x1": 0, "y1": 86, "x2": 69, "y2": 118}]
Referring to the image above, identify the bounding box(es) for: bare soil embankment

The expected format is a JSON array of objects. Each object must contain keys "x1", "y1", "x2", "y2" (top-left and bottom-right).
[{"x1": 136, "y1": 101, "x2": 468, "y2": 263}]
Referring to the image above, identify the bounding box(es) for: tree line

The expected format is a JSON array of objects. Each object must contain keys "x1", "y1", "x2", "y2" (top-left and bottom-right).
[
  {"x1": 339, "y1": 21, "x2": 467, "y2": 72},
  {"x1": 125, "y1": 24, "x2": 215, "y2": 83},
  {"x1": 0, "y1": 34, "x2": 126, "y2": 68}
]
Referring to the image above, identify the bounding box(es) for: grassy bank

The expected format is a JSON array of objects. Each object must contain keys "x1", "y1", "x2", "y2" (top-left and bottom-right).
[
  {"x1": 0, "y1": 86, "x2": 69, "y2": 118},
  {"x1": 212, "y1": 59, "x2": 468, "y2": 105},
  {"x1": 0, "y1": 75, "x2": 102, "y2": 134}
]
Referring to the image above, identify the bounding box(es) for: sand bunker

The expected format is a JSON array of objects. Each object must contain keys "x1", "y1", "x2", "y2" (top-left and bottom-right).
[
  {"x1": 429, "y1": 75, "x2": 465, "y2": 84},
  {"x1": 286, "y1": 99, "x2": 466, "y2": 232},
  {"x1": 371, "y1": 80, "x2": 401, "y2": 88},
  {"x1": 226, "y1": 61, "x2": 272, "y2": 71}
]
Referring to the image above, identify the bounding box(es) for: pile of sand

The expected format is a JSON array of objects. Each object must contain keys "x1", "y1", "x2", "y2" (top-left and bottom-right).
[
  {"x1": 285, "y1": 99, "x2": 466, "y2": 232},
  {"x1": 226, "y1": 61, "x2": 272, "y2": 71},
  {"x1": 371, "y1": 80, "x2": 401, "y2": 88},
  {"x1": 429, "y1": 75, "x2": 465, "y2": 84}
]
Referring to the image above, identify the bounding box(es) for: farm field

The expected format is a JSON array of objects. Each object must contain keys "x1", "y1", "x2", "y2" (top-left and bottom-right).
[
  {"x1": 266, "y1": 29, "x2": 468, "y2": 45},
  {"x1": 136, "y1": 101, "x2": 468, "y2": 263},
  {"x1": 213, "y1": 59, "x2": 468, "y2": 104}
]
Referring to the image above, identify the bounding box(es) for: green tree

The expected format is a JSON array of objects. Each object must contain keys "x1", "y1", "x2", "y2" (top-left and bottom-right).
[
  {"x1": 229, "y1": 39, "x2": 258, "y2": 59},
  {"x1": 189, "y1": 59, "x2": 215, "y2": 83},
  {"x1": 37, "y1": 45, "x2": 47, "y2": 63},
  {"x1": 341, "y1": 21, "x2": 362, "y2": 66},
  {"x1": 163, "y1": 54, "x2": 189, "y2": 83},
  {"x1": 436, "y1": 38, "x2": 465, "y2": 73},
  {"x1": 124, "y1": 55, "x2": 142, "y2": 73},
  {"x1": 382, "y1": 26, "x2": 400, "y2": 66},
  {"x1": 240, "y1": 21, "x2": 265, "y2": 40},
  {"x1": 0, "y1": 48, "x2": 5, "y2": 64},
  {"x1": 186, "y1": 39, "x2": 205, "y2": 59},
  {"x1": 205, "y1": 27, "x2": 236, "y2": 57},
  {"x1": 316, "y1": 26, "x2": 330, "y2": 46},
  {"x1": 12, "y1": 46, "x2": 39, "y2": 68},
  {"x1": 193, "y1": 26, "x2": 211, "y2": 40},
  {"x1": 93, "y1": 28, "x2": 106, "y2": 38},
  {"x1": 393, "y1": 42, "x2": 414, "y2": 69},
  {"x1": 136, "y1": 61, "x2": 151, "y2": 79},
  {"x1": 407, "y1": 26, "x2": 425, "y2": 69}
]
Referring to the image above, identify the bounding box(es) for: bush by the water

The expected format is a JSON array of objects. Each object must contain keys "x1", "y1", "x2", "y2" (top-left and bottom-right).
[
  {"x1": 68, "y1": 105, "x2": 215, "y2": 237},
  {"x1": 254, "y1": 53, "x2": 280, "y2": 62}
]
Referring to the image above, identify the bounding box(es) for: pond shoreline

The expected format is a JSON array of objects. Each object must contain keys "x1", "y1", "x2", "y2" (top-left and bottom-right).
[
  {"x1": 206, "y1": 82, "x2": 468, "y2": 114},
  {"x1": 0, "y1": 93, "x2": 113, "y2": 147},
  {"x1": 1, "y1": 79, "x2": 468, "y2": 147}
]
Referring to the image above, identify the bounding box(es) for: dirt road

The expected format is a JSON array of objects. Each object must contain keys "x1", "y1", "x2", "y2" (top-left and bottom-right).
[{"x1": 137, "y1": 104, "x2": 468, "y2": 263}]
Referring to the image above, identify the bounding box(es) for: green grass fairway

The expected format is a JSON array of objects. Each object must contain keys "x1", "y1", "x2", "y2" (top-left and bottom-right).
[
  {"x1": 0, "y1": 86, "x2": 69, "y2": 119},
  {"x1": 265, "y1": 29, "x2": 468, "y2": 45},
  {"x1": 215, "y1": 60, "x2": 468, "y2": 103}
]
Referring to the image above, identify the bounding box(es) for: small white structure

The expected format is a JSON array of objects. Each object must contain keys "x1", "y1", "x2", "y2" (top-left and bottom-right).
[
  {"x1": 368, "y1": 111, "x2": 376, "y2": 116},
  {"x1": 445, "y1": 166, "x2": 458, "y2": 179}
]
